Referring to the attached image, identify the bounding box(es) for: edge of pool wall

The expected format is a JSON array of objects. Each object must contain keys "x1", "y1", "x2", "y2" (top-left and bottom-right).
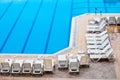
[{"x1": 1, "y1": 13, "x2": 120, "y2": 58}]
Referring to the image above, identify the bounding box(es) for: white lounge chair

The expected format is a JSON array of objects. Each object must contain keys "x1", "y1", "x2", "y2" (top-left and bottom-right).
[
  {"x1": 69, "y1": 58, "x2": 79, "y2": 73},
  {"x1": 86, "y1": 30, "x2": 107, "y2": 38},
  {"x1": 117, "y1": 17, "x2": 120, "y2": 25},
  {"x1": 88, "y1": 19, "x2": 96, "y2": 25},
  {"x1": 77, "y1": 54, "x2": 90, "y2": 67},
  {"x1": 0, "y1": 59, "x2": 13, "y2": 73},
  {"x1": 87, "y1": 19, "x2": 106, "y2": 31},
  {"x1": 87, "y1": 39, "x2": 110, "y2": 49},
  {"x1": 58, "y1": 55, "x2": 68, "y2": 69},
  {"x1": 22, "y1": 60, "x2": 33, "y2": 74},
  {"x1": 88, "y1": 43, "x2": 111, "y2": 54},
  {"x1": 86, "y1": 17, "x2": 114, "y2": 61},
  {"x1": 32, "y1": 60, "x2": 44, "y2": 75},
  {"x1": 88, "y1": 18, "x2": 101, "y2": 25},
  {"x1": 90, "y1": 48, "x2": 113, "y2": 60},
  {"x1": 89, "y1": 43, "x2": 112, "y2": 55},
  {"x1": 86, "y1": 35, "x2": 108, "y2": 44},
  {"x1": 44, "y1": 58, "x2": 54, "y2": 73},
  {"x1": 101, "y1": 17, "x2": 108, "y2": 23},
  {"x1": 108, "y1": 17, "x2": 116, "y2": 25},
  {"x1": 11, "y1": 60, "x2": 23, "y2": 74}
]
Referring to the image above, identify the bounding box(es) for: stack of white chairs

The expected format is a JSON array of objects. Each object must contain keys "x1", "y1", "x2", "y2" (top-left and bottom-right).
[
  {"x1": 0, "y1": 57, "x2": 53, "y2": 75},
  {"x1": 86, "y1": 18, "x2": 114, "y2": 61},
  {"x1": 87, "y1": 18, "x2": 106, "y2": 32},
  {"x1": 69, "y1": 57, "x2": 79, "y2": 73},
  {"x1": 117, "y1": 17, "x2": 120, "y2": 25},
  {"x1": 22, "y1": 60, "x2": 33, "y2": 74},
  {"x1": 11, "y1": 60, "x2": 23, "y2": 74},
  {"x1": 32, "y1": 60, "x2": 44, "y2": 75},
  {"x1": 0, "y1": 59, "x2": 13, "y2": 74},
  {"x1": 77, "y1": 53, "x2": 90, "y2": 67},
  {"x1": 44, "y1": 57, "x2": 55, "y2": 73},
  {"x1": 57, "y1": 55, "x2": 68, "y2": 69},
  {"x1": 108, "y1": 16, "x2": 116, "y2": 25}
]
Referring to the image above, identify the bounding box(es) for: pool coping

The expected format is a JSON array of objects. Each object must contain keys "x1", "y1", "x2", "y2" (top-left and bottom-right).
[{"x1": 0, "y1": 13, "x2": 120, "y2": 58}]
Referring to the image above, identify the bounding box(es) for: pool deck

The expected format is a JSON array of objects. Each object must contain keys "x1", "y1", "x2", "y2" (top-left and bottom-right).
[{"x1": 0, "y1": 13, "x2": 120, "y2": 80}]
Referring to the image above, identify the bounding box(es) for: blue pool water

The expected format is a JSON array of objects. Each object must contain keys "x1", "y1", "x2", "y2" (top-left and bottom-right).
[
  {"x1": 73, "y1": 0, "x2": 120, "y2": 16},
  {"x1": 0, "y1": 0, "x2": 120, "y2": 54}
]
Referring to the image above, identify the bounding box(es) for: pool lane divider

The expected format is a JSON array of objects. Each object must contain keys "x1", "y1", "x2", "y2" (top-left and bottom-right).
[
  {"x1": 21, "y1": 0, "x2": 43, "y2": 53},
  {"x1": 44, "y1": 0, "x2": 58, "y2": 54},
  {"x1": 87, "y1": 0, "x2": 90, "y2": 13},
  {"x1": 103, "y1": 0, "x2": 108, "y2": 13},
  {"x1": 0, "y1": 0, "x2": 29, "y2": 52},
  {"x1": 0, "y1": 0, "x2": 13, "y2": 20},
  {"x1": 68, "y1": 0, "x2": 73, "y2": 47}
]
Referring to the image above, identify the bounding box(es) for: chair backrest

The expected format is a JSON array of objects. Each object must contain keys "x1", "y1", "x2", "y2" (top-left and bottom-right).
[
  {"x1": 33, "y1": 64, "x2": 41, "y2": 69},
  {"x1": 44, "y1": 59, "x2": 52, "y2": 68},
  {"x1": 12, "y1": 63, "x2": 20, "y2": 68},
  {"x1": 117, "y1": 17, "x2": 120, "y2": 24},
  {"x1": 1, "y1": 62, "x2": 9, "y2": 68},
  {"x1": 14, "y1": 60, "x2": 23, "y2": 67},
  {"x1": 80, "y1": 55, "x2": 89, "y2": 63},
  {"x1": 23, "y1": 63, "x2": 31, "y2": 68},
  {"x1": 24, "y1": 60, "x2": 34, "y2": 67},
  {"x1": 58, "y1": 55, "x2": 67, "y2": 61},
  {"x1": 69, "y1": 58, "x2": 79, "y2": 68}
]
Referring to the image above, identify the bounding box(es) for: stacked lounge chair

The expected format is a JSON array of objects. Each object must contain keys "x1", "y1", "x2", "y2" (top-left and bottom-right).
[
  {"x1": 86, "y1": 18, "x2": 114, "y2": 61},
  {"x1": 32, "y1": 60, "x2": 44, "y2": 75},
  {"x1": 11, "y1": 60, "x2": 23, "y2": 74},
  {"x1": 117, "y1": 17, "x2": 120, "y2": 25},
  {"x1": 77, "y1": 53, "x2": 89, "y2": 67},
  {"x1": 69, "y1": 58, "x2": 79, "y2": 73},
  {"x1": 58, "y1": 55, "x2": 68, "y2": 69},
  {"x1": 87, "y1": 18, "x2": 106, "y2": 32},
  {"x1": 108, "y1": 17, "x2": 116, "y2": 25},
  {"x1": 0, "y1": 59, "x2": 13, "y2": 74},
  {"x1": 44, "y1": 57, "x2": 55, "y2": 73},
  {"x1": 22, "y1": 60, "x2": 33, "y2": 74}
]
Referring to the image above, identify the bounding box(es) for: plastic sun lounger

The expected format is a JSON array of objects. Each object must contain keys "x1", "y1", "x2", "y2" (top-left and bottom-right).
[
  {"x1": 69, "y1": 58, "x2": 79, "y2": 73},
  {"x1": 86, "y1": 35, "x2": 108, "y2": 44},
  {"x1": 87, "y1": 38, "x2": 107, "y2": 45},
  {"x1": 32, "y1": 60, "x2": 44, "y2": 75},
  {"x1": 86, "y1": 30, "x2": 107, "y2": 38},
  {"x1": 90, "y1": 48, "x2": 113, "y2": 60},
  {"x1": 88, "y1": 19, "x2": 106, "y2": 28},
  {"x1": 108, "y1": 16, "x2": 116, "y2": 25},
  {"x1": 11, "y1": 60, "x2": 23, "y2": 74},
  {"x1": 88, "y1": 43, "x2": 111, "y2": 54},
  {"x1": 88, "y1": 42, "x2": 111, "y2": 53},
  {"x1": 22, "y1": 60, "x2": 33, "y2": 74},
  {"x1": 58, "y1": 55, "x2": 68, "y2": 68},
  {"x1": 88, "y1": 18, "x2": 101, "y2": 25},
  {"x1": 77, "y1": 54, "x2": 89, "y2": 67},
  {"x1": 86, "y1": 35, "x2": 108, "y2": 42},
  {"x1": 117, "y1": 17, "x2": 120, "y2": 25},
  {"x1": 44, "y1": 58, "x2": 54, "y2": 72},
  {"x1": 87, "y1": 19, "x2": 106, "y2": 31},
  {"x1": 0, "y1": 59, "x2": 13, "y2": 73},
  {"x1": 87, "y1": 39, "x2": 110, "y2": 49},
  {"x1": 101, "y1": 17, "x2": 108, "y2": 23},
  {"x1": 88, "y1": 19, "x2": 96, "y2": 25}
]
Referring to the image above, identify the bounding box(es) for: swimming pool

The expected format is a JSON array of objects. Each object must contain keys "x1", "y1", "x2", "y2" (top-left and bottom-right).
[
  {"x1": 0, "y1": 0, "x2": 120, "y2": 54},
  {"x1": 73, "y1": 0, "x2": 120, "y2": 16}
]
